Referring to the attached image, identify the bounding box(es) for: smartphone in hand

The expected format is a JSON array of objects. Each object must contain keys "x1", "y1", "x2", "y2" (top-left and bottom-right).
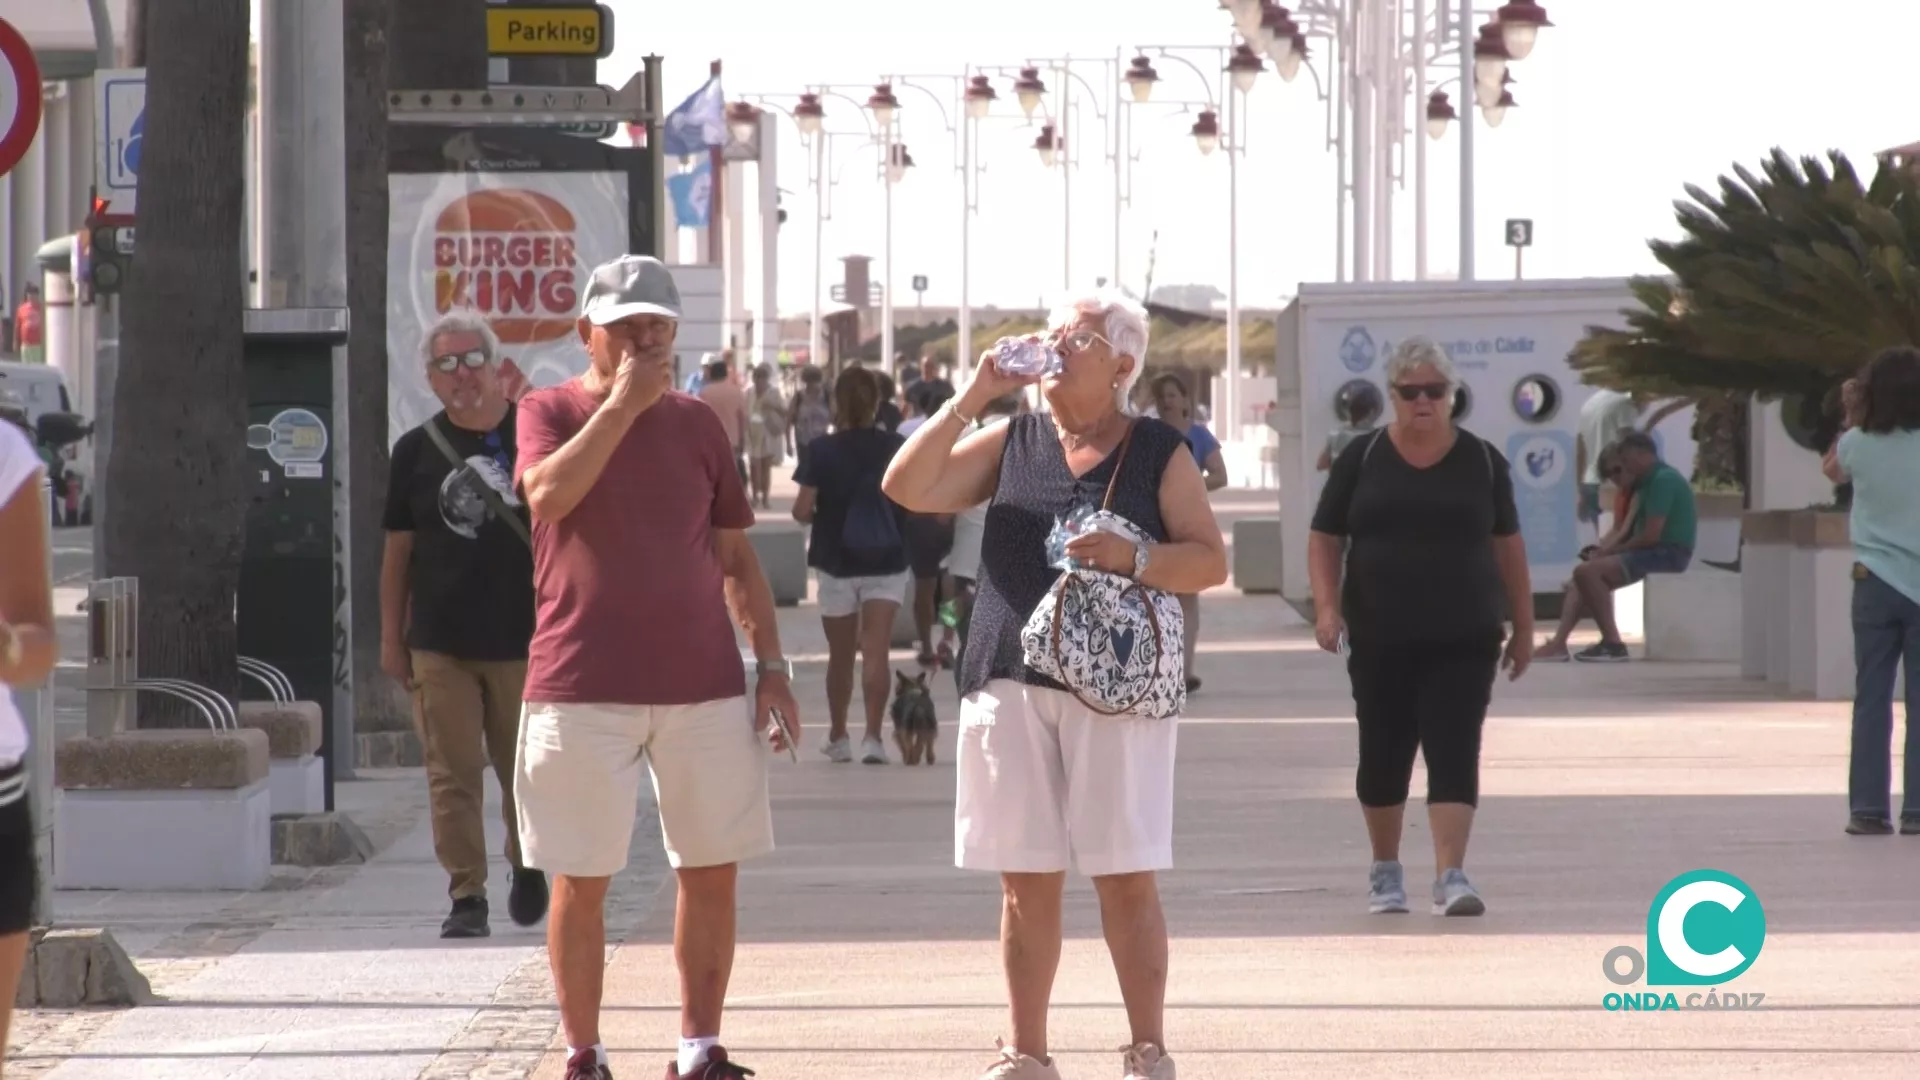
[{"x1": 768, "y1": 707, "x2": 798, "y2": 762}]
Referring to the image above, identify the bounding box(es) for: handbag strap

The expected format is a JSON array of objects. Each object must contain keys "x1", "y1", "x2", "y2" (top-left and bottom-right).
[
  {"x1": 1098, "y1": 419, "x2": 1140, "y2": 513},
  {"x1": 1045, "y1": 574, "x2": 1165, "y2": 717},
  {"x1": 422, "y1": 417, "x2": 533, "y2": 549}
]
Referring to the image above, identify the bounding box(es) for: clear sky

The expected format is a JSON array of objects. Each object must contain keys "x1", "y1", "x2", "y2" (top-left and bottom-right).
[{"x1": 593, "y1": 0, "x2": 1920, "y2": 314}]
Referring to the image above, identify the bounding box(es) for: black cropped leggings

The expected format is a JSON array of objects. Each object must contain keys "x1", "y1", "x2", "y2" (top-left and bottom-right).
[{"x1": 1346, "y1": 634, "x2": 1502, "y2": 808}]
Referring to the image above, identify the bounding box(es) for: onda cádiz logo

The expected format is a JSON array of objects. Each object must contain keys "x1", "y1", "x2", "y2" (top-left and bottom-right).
[{"x1": 1600, "y1": 870, "x2": 1767, "y2": 1012}]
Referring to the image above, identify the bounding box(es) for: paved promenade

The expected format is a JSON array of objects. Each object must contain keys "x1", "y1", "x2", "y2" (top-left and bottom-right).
[{"x1": 11, "y1": 487, "x2": 1920, "y2": 1078}]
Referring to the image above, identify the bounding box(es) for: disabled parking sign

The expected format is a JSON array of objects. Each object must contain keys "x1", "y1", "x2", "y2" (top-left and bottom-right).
[{"x1": 96, "y1": 68, "x2": 146, "y2": 218}]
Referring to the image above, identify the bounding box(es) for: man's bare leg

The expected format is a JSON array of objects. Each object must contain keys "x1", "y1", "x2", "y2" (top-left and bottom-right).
[
  {"x1": 1575, "y1": 557, "x2": 1629, "y2": 643},
  {"x1": 550, "y1": 874, "x2": 612, "y2": 1050},
  {"x1": 676, "y1": 863, "x2": 738, "y2": 1039}
]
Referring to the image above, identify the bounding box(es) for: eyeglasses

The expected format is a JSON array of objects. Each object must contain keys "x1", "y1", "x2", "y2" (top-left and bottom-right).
[
  {"x1": 430, "y1": 350, "x2": 490, "y2": 373},
  {"x1": 1392, "y1": 382, "x2": 1451, "y2": 401},
  {"x1": 1051, "y1": 329, "x2": 1109, "y2": 355}
]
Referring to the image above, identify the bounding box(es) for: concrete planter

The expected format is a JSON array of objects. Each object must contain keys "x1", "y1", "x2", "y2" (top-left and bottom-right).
[
  {"x1": 1740, "y1": 509, "x2": 1860, "y2": 700},
  {"x1": 1643, "y1": 494, "x2": 1746, "y2": 662}
]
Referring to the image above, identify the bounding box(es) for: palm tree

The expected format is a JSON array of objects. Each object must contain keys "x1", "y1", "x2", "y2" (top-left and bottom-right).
[
  {"x1": 100, "y1": 0, "x2": 252, "y2": 722},
  {"x1": 1573, "y1": 149, "x2": 1920, "y2": 502}
]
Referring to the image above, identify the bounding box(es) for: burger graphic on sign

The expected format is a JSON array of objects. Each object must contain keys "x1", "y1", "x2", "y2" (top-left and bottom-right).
[
  {"x1": 429, "y1": 188, "x2": 587, "y2": 400},
  {"x1": 388, "y1": 171, "x2": 631, "y2": 446}
]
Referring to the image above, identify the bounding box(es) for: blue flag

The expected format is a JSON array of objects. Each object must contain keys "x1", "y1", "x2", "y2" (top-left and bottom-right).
[
  {"x1": 667, "y1": 160, "x2": 713, "y2": 228},
  {"x1": 663, "y1": 75, "x2": 727, "y2": 159}
]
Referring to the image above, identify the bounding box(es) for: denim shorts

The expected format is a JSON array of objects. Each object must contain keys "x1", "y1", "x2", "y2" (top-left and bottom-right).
[{"x1": 1619, "y1": 543, "x2": 1692, "y2": 583}]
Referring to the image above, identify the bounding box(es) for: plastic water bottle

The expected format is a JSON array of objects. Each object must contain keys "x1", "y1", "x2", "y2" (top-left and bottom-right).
[{"x1": 993, "y1": 337, "x2": 1062, "y2": 377}]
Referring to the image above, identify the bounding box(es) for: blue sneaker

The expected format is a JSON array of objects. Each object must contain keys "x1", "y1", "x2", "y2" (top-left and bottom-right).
[
  {"x1": 1368, "y1": 860, "x2": 1409, "y2": 914},
  {"x1": 1432, "y1": 868, "x2": 1485, "y2": 916}
]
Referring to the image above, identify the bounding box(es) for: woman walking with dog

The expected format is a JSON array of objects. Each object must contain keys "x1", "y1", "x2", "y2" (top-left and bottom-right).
[
  {"x1": 885, "y1": 289, "x2": 1228, "y2": 1080},
  {"x1": 1306, "y1": 337, "x2": 1534, "y2": 918},
  {"x1": 792, "y1": 367, "x2": 909, "y2": 765}
]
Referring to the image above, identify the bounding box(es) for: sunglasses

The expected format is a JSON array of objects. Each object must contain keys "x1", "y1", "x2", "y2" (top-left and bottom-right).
[
  {"x1": 430, "y1": 350, "x2": 490, "y2": 373},
  {"x1": 1392, "y1": 382, "x2": 1451, "y2": 401}
]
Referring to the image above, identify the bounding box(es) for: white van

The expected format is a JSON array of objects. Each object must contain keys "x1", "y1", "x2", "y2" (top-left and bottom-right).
[{"x1": 0, "y1": 361, "x2": 91, "y2": 525}]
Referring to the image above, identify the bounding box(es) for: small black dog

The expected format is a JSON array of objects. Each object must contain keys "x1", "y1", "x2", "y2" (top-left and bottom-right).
[{"x1": 890, "y1": 669, "x2": 939, "y2": 766}]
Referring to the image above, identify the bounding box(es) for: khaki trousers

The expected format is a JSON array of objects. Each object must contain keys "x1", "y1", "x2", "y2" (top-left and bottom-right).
[{"x1": 410, "y1": 651, "x2": 527, "y2": 900}]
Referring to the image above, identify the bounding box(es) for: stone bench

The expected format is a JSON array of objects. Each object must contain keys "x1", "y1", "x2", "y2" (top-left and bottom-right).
[
  {"x1": 238, "y1": 701, "x2": 325, "y2": 816},
  {"x1": 1643, "y1": 566, "x2": 1741, "y2": 662},
  {"x1": 750, "y1": 525, "x2": 808, "y2": 607},
  {"x1": 55, "y1": 729, "x2": 273, "y2": 890},
  {"x1": 1232, "y1": 517, "x2": 1282, "y2": 594}
]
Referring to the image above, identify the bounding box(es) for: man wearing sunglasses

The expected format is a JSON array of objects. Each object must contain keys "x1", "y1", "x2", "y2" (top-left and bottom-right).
[{"x1": 381, "y1": 310, "x2": 546, "y2": 940}]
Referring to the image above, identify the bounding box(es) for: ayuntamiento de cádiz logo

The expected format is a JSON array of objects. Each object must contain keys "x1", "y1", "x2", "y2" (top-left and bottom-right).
[{"x1": 1600, "y1": 869, "x2": 1767, "y2": 1011}]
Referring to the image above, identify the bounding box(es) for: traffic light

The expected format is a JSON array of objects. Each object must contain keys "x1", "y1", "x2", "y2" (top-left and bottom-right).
[{"x1": 84, "y1": 197, "x2": 131, "y2": 295}]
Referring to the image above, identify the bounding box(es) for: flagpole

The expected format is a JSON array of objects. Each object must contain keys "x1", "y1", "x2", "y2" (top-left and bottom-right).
[{"x1": 707, "y1": 61, "x2": 725, "y2": 270}]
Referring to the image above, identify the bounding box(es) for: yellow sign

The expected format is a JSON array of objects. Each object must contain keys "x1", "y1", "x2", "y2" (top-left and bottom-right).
[{"x1": 486, "y1": 5, "x2": 612, "y2": 58}]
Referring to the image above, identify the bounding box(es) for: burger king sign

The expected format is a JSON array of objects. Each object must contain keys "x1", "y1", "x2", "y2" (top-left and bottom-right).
[{"x1": 388, "y1": 171, "x2": 632, "y2": 445}]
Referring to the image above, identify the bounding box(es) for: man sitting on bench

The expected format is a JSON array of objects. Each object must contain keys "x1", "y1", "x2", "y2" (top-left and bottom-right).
[{"x1": 1536, "y1": 431, "x2": 1697, "y2": 663}]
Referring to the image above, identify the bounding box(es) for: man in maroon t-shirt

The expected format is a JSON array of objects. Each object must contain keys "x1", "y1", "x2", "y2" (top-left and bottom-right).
[{"x1": 513, "y1": 254, "x2": 799, "y2": 1080}]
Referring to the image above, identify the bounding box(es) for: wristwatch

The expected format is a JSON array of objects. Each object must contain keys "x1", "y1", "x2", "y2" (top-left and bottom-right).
[
  {"x1": 755, "y1": 657, "x2": 793, "y2": 680},
  {"x1": 1130, "y1": 542, "x2": 1151, "y2": 580}
]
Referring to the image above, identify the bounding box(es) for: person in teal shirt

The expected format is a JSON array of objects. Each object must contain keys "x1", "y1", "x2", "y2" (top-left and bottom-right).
[
  {"x1": 1824, "y1": 346, "x2": 1920, "y2": 835},
  {"x1": 1538, "y1": 430, "x2": 1695, "y2": 663}
]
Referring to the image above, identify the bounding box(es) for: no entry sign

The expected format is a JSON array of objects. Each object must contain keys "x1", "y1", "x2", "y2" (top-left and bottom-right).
[{"x1": 0, "y1": 18, "x2": 41, "y2": 178}]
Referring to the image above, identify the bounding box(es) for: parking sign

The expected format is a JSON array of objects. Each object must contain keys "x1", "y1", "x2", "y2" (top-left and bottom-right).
[{"x1": 97, "y1": 68, "x2": 145, "y2": 219}]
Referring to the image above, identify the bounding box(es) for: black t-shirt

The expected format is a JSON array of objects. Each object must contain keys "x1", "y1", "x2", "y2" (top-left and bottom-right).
[
  {"x1": 1309, "y1": 428, "x2": 1519, "y2": 646},
  {"x1": 382, "y1": 407, "x2": 536, "y2": 660},
  {"x1": 793, "y1": 427, "x2": 909, "y2": 578}
]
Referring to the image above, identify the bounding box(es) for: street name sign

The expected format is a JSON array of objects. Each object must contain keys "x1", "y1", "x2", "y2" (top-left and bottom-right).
[
  {"x1": 0, "y1": 18, "x2": 43, "y2": 177},
  {"x1": 486, "y1": 5, "x2": 614, "y2": 58}
]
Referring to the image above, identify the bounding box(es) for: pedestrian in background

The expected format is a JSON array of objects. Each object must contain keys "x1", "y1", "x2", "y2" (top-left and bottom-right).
[
  {"x1": 745, "y1": 363, "x2": 787, "y2": 510},
  {"x1": 1148, "y1": 372, "x2": 1229, "y2": 693},
  {"x1": 699, "y1": 354, "x2": 749, "y2": 485},
  {"x1": 380, "y1": 311, "x2": 547, "y2": 940},
  {"x1": 513, "y1": 256, "x2": 796, "y2": 1080},
  {"x1": 901, "y1": 377, "x2": 961, "y2": 668},
  {"x1": 1823, "y1": 346, "x2": 1920, "y2": 836},
  {"x1": 788, "y1": 364, "x2": 834, "y2": 474},
  {"x1": 0, "y1": 413, "x2": 57, "y2": 1060},
  {"x1": 1307, "y1": 337, "x2": 1532, "y2": 919},
  {"x1": 793, "y1": 366, "x2": 910, "y2": 765},
  {"x1": 884, "y1": 288, "x2": 1228, "y2": 1080},
  {"x1": 876, "y1": 371, "x2": 904, "y2": 433}
]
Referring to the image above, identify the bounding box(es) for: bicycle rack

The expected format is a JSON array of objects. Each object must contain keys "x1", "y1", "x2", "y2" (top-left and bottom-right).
[
  {"x1": 84, "y1": 577, "x2": 236, "y2": 733},
  {"x1": 238, "y1": 656, "x2": 295, "y2": 704}
]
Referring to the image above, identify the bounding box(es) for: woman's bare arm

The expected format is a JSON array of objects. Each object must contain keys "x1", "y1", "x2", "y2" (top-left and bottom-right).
[
  {"x1": 0, "y1": 467, "x2": 56, "y2": 686},
  {"x1": 882, "y1": 410, "x2": 1010, "y2": 513},
  {"x1": 1138, "y1": 451, "x2": 1228, "y2": 593}
]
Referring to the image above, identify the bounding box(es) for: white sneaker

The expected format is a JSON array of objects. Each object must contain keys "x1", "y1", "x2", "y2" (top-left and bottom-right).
[
  {"x1": 1122, "y1": 1042, "x2": 1176, "y2": 1079},
  {"x1": 861, "y1": 736, "x2": 888, "y2": 764},
  {"x1": 820, "y1": 735, "x2": 853, "y2": 763}
]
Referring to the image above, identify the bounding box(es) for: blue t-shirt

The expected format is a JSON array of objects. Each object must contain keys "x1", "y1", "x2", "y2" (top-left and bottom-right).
[
  {"x1": 1838, "y1": 427, "x2": 1920, "y2": 605},
  {"x1": 1183, "y1": 422, "x2": 1221, "y2": 467}
]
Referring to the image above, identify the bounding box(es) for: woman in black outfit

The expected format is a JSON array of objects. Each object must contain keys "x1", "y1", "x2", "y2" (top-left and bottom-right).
[
  {"x1": 884, "y1": 290, "x2": 1227, "y2": 1080},
  {"x1": 0, "y1": 415, "x2": 58, "y2": 1046},
  {"x1": 1307, "y1": 337, "x2": 1533, "y2": 919}
]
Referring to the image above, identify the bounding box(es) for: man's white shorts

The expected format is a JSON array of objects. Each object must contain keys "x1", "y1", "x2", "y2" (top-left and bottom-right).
[
  {"x1": 514, "y1": 697, "x2": 774, "y2": 876},
  {"x1": 816, "y1": 570, "x2": 912, "y2": 618},
  {"x1": 955, "y1": 679, "x2": 1179, "y2": 877}
]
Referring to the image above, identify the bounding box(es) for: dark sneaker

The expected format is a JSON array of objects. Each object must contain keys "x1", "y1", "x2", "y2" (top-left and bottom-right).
[
  {"x1": 1846, "y1": 815, "x2": 1895, "y2": 836},
  {"x1": 1903, "y1": 818, "x2": 1920, "y2": 836},
  {"x1": 508, "y1": 867, "x2": 550, "y2": 927},
  {"x1": 1573, "y1": 641, "x2": 1631, "y2": 663},
  {"x1": 668, "y1": 1045, "x2": 755, "y2": 1078},
  {"x1": 440, "y1": 896, "x2": 490, "y2": 938},
  {"x1": 1185, "y1": 676, "x2": 1202, "y2": 693},
  {"x1": 567, "y1": 1047, "x2": 613, "y2": 1079}
]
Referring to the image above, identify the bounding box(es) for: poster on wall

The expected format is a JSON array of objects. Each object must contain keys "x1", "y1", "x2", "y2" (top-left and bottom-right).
[
  {"x1": 387, "y1": 127, "x2": 653, "y2": 446},
  {"x1": 1298, "y1": 302, "x2": 1698, "y2": 593}
]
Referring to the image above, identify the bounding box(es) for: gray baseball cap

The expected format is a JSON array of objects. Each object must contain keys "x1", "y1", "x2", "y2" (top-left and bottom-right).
[{"x1": 580, "y1": 254, "x2": 681, "y2": 325}]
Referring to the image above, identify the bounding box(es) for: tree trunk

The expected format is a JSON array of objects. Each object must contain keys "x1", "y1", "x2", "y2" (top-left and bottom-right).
[
  {"x1": 342, "y1": 0, "x2": 408, "y2": 738},
  {"x1": 100, "y1": 0, "x2": 251, "y2": 725}
]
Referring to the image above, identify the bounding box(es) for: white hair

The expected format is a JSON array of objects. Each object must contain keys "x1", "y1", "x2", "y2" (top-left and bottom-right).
[
  {"x1": 423, "y1": 310, "x2": 502, "y2": 367},
  {"x1": 1048, "y1": 287, "x2": 1150, "y2": 404},
  {"x1": 1384, "y1": 336, "x2": 1458, "y2": 388}
]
